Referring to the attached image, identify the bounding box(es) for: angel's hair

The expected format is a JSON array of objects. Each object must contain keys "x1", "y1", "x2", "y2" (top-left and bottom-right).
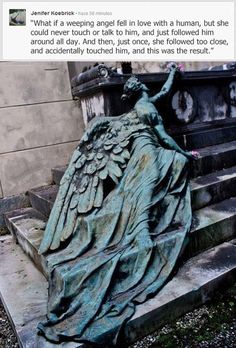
[{"x1": 121, "y1": 76, "x2": 149, "y2": 100}]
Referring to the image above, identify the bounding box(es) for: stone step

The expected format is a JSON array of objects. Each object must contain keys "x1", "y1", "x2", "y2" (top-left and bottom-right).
[
  {"x1": 51, "y1": 165, "x2": 66, "y2": 185},
  {"x1": 126, "y1": 240, "x2": 236, "y2": 344},
  {"x1": 28, "y1": 185, "x2": 58, "y2": 218},
  {"x1": 191, "y1": 140, "x2": 236, "y2": 178},
  {"x1": 1, "y1": 235, "x2": 236, "y2": 347},
  {"x1": 4, "y1": 208, "x2": 48, "y2": 278},
  {"x1": 51, "y1": 140, "x2": 236, "y2": 184},
  {"x1": 173, "y1": 123, "x2": 236, "y2": 150},
  {"x1": 190, "y1": 165, "x2": 236, "y2": 210},
  {"x1": 30, "y1": 166, "x2": 236, "y2": 218},
  {"x1": 0, "y1": 192, "x2": 29, "y2": 227},
  {"x1": 185, "y1": 197, "x2": 236, "y2": 258},
  {"x1": 5, "y1": 197, "x2": 236, "y2": 279}
]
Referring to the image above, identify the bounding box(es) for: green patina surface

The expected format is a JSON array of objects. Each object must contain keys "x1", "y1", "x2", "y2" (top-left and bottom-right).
[{"x1": 38, "y1": 66, "x2": 194, "y2": 346}]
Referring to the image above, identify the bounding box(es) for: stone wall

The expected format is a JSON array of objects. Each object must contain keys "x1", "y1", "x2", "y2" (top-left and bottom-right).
[
  {"x1": 0, "y1": 62, "x2": 84, "y2": 197},
  {"x1": 68, "y1": 61, "x2": 227, "y2": 77},
  {"x1": 130, "y1": 62, "x2": 227, "y2": 73}
]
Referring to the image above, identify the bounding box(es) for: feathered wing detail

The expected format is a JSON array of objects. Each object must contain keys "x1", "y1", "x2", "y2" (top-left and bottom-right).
[{"x1": 39, "y1": 110, "x2": 147, "y2": 254}]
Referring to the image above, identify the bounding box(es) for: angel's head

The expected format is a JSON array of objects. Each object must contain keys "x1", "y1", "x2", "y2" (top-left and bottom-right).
[{"x1": 121, "y1": 76, "x2": 149, "y2": 101}]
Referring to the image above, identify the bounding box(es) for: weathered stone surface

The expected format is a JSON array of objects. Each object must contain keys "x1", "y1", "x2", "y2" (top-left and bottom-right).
[
  {"x1": 0, "y1": 236, "x2": 47, "y2": 329},
  {"x1": 5, "y1": 208, "x2": 47, "y2": 277},
  {"x1": 0, "y1": 181, "x2": 3, "y2": 198},
  {"x1": 52, "y1": 166, "x2": 67, "y2": 185},
  {"x1": 174, "y1": 124, "x2": 236, "y2": 150},
  {"x1": 1, "y1": 236, "x2": 236, "y2": 347},
  {"x1": 28, "y1": 185, "x2": 58, "y2": 218},
  {"x1": 0, "y1": 100, "x2": 83, "y2": 154},
  {"x1": 0, "y1": 193, "x2": 29, "y2": 226},
  {"x1": 125, "y1": 242, "x2": 236, "y2": 343},
  {"x1": 190, "y1": 165, "x2": 236, "y2": 210},
  {"x1": 0, "y1": 142, "x2": 77, "y2": 196},
  {"x1": 81, "y1": 91, "x2": 105, "y2": 125},
  {"x1": 74, "y1": 68, "x2": 236, "y2": 130},
  {"x1": 186, "y1": 197, "x2": 236, "y2": 258},
  {"x1": 0, "y1": 236, "x2": 80, "y2": 348},
  {"x1": 0, "y1": 62, "x2": 85, "y2": 198},
  {"x1": 131, "y1": 62, "x2": 221, "y2": 74},
  {"x1": 193, "y1": 85, "x2": 227, "y2": 122},
  {"x1": 0, "y1": 62, "x2": 72, "y2": 108},
  {"x1": 191, "y1": 140, "x2": 236, "y2": 177}
]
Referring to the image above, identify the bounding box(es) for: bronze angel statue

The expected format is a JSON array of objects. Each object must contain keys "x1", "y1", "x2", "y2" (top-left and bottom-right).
[{"x1": 38, "y1": 64, "x2": 197, "y2": 346}]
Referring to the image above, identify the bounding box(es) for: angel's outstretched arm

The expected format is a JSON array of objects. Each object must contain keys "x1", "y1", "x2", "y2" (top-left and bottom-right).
[
  {"x1": 149, "y1": 66, "x2": 177, "y2": 103},
  {"x1": 154, "y1": 123, "x2": 195, "y2": 160}
]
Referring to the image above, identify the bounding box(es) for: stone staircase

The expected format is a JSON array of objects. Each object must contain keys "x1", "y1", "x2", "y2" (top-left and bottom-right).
[{"x1": 2, "y1": 135, "x2": 236, "y2": 347}]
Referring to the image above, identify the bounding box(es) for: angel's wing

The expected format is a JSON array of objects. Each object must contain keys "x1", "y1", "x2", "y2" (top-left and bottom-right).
[{"x1": 39, "y1": 110, "x2": 147, "y2": 253}]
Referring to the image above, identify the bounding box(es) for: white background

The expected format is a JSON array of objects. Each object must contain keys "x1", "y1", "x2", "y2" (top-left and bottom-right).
[{"x1": 2, "y1": 1, "x2": 235, "y2": 61}]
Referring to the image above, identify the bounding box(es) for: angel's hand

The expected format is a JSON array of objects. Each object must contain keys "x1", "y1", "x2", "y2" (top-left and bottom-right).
[
  {"x1": 166, "y1": 62, "x2": 184, "y2": 74},
  {"x1": 185, "y1": 150, "x2": 200, "y2": 161},
  {"x1": 166, "y1": 62, "x2": 178, "y2": 72}
]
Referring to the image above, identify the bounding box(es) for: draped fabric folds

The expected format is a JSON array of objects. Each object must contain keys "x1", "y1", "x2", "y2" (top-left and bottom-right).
[{"x1": 38, "y1": 111, "x2": 192, "y2": 346}]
